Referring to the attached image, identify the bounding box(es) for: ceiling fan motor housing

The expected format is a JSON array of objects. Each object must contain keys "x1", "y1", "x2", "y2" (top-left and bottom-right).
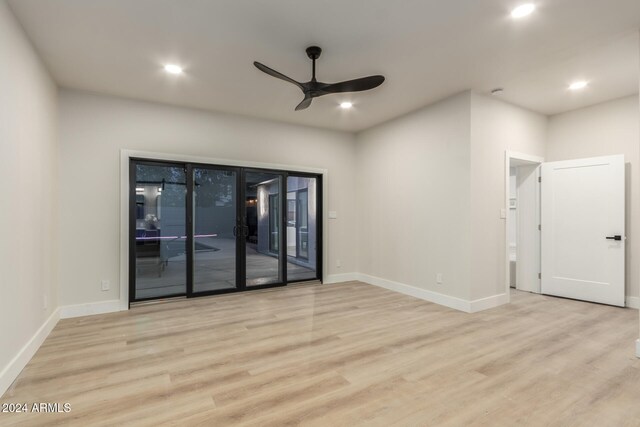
[{"x1": 306, "y1": 46, "x2": 322, "y2": 60}]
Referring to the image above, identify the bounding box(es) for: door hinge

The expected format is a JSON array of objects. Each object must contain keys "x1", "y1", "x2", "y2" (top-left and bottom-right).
[
  {"x1": 538, "y1": 273, "x2": 542, "y2": 279},
  {"x1": 538, "y1": 176, "x2": 542, "y2": 183},
  {"x1": 538, "y1": 224, "x2": 541, "y2": 231}
]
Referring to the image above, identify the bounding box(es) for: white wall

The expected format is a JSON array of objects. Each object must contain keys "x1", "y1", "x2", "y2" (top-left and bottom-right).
[
  {"x1": 355, "y1": 91, "x2": 547, "y2": 307},
  {"x1": 356, "y1": 92, "x2": 472, "y2": 301},
  {"x1": 58, "y1": 90, "x2": 357, "y2": 306},
  {"x1": 469, "y1": 93, "x2": 547, "y2": 300},
  {"x1": 547, "y1": 95, "x2": 640, "y2": 303},
  {"x1": 0, "y1": 1, "x2": 58, "y2": 394}
]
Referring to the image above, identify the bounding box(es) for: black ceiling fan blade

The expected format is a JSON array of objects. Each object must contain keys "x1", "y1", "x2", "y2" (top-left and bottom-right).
[
  {"x1": 323, "y1": 75, "x2": 385, "y2": 94},
  {"x1": 295, "y1": 95, "x2": 313, "y2": 111},
  {"x1": 253, "y1": 61, "x2": 303, "y2": 90}
]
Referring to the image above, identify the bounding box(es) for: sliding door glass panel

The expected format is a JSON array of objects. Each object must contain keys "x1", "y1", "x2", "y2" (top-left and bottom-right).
[
  {"x1": 134, "y1": 163, "x2": 187, "y2": 299},
  {"x1": 245, "y1": 172, "x2": 282, "y2": 286},
  {"x1": 286, "y1": 176, "x2": 317, "y2": 281},
  {"x1": 192, "y1": 168, "x2": 238, "y2": 293}
]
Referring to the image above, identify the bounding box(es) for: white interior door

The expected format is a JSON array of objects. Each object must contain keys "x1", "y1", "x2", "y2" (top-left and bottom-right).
[{"x1": 541, "y1": 155, "x2": 625, "y2": 307}]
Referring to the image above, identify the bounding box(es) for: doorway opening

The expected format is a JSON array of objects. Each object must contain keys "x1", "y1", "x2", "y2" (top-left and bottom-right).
[
  {"x1": 129, "y1": 159, "x2": 322, "y2": 304},
  {"x1": 505, "y1": 152, "x2": 544, "y2": 301}
]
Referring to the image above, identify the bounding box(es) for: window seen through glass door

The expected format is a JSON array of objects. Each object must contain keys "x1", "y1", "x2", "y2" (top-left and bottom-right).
[{"x1": 286, "y1": 176, "x2": 317, "y2": 281}]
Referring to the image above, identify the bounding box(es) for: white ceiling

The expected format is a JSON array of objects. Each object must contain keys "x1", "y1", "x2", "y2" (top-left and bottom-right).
[{"x1": 8, "y1": 0, "x2": 640, "y2": 132}]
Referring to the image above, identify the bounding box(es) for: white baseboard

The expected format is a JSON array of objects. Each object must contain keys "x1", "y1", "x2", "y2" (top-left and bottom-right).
[
  {"x1": 0, "y1": 308, "x2": 60, "y2": 398},
  {"x1": 356, "y1": 273, "x2": 508, "y2": 314},
  {"x1": 59, "y1": 300, "x2": 123, "y2": 319},
  {"x1": 357, "y1": 273, "x2": 475, "y2": 313},
  {"x1": 626, "y1": 296, "x2": 640, "y2": 309},
  {"x1": 469, "y1": 293, "x2": 509, "y2": 313},
  {"x1": 324, "y1": 273, "x2": 360, "y2": 284},
  {"x1": 636, "y1": 339, "x2": 640, "y2": 358}
]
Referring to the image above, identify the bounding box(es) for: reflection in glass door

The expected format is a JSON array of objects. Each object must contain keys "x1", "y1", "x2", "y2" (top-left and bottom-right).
[
  {"x1": 244, "y1": 171, "x2": 284, "y2": 287},
  {"x1": 191, "y1": 166, "x2": 238, "y2": 294},
  {"x1": 132, "y1": 162, "x2": 187, "y2": 300}
]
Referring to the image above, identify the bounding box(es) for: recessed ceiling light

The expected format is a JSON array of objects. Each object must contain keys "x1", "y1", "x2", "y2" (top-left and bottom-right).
[
  {"x1": 340, "y1": 102, "x2": 353, "y2": 109},
  {"x1": 163, "y1": 64, "x2": 183, "y2": 75},
  {"x1": 568, "y1": 81, "x2": 588, "y2": 90},
  {"x1": 511, "y1": 3, "x2": 536, "y2": 18}
]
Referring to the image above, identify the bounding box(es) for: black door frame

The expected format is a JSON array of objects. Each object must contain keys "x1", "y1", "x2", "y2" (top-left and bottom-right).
[
  {"x1": 129, "y1": 158, "x2": 322, "y2": 304},
  {"x1": 187, "y1": 162, "x2": 243, "y2": 298},
  {"x1": 129, "y1": 159, "x2": 190, "y2": 303}
]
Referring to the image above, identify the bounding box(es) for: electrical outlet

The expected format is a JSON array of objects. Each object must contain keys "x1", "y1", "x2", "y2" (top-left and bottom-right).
[
  {"x1": 101, "y1": 279, "x2": 110, "y2": 291},
  {"x1": 436, "y1": 273, "x2": 443, "y2": 284},
  {"x1": 336, "y1": 259, "x2": 341, "y2": 268}
]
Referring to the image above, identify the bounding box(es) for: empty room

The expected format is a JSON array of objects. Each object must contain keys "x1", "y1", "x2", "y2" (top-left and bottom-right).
[{"x1": 1, "y1": 0, "x2": 640, "y2": 425}]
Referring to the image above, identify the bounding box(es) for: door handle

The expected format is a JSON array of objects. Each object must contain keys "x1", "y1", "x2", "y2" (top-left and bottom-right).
[{"x1": 606, "y1": 235, "x2": 622, "y2": 241}]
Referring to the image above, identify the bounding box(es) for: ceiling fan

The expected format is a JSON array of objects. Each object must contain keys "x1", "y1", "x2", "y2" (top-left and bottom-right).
[{"x1": 253, "y1": 46, "x2": 385, "y2": 111}]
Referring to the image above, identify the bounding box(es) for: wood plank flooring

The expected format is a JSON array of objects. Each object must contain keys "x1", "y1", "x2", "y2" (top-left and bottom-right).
[{"x1": 1, "y1": 281, "x2": 639, "y2": 426}]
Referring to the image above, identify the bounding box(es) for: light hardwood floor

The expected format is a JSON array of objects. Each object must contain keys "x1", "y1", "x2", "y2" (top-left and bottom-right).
[{"x1": 1, "y1": 281, "x2": 639, "y2": 426}]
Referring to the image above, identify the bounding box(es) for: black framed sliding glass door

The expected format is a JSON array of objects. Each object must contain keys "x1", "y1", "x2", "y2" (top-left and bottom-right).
[
  {"x1": 130, "y1": 159, "x2": 321, "y2": 303},
  {"x1": 130, "y1": 161, "x2": 188, "y2": 301},
  {"x1": 243, "y1": 170, "x2": 285, "y2": 287},
  {"x1": 189, "y1": 165, "x2": 239, "y2": 296}
]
